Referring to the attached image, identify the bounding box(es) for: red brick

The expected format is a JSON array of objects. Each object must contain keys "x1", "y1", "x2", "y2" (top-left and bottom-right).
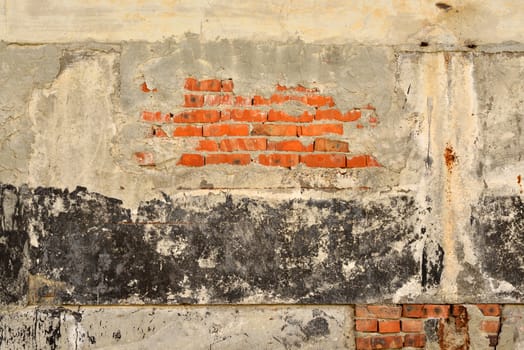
[
  {"x1": 221, "y1": 79, "x2": 234, "y2": 92},
  {"x1": 252, "y1": 95, "x2": 270, "y2": 105},
  {"x1": 267, "y1": 140, "x2": 313, "y2": 152},
  {"x1": 270, "y1": 94, "x2": 292, "y2": 104},
  {"x1": 404, "y1": 334, "x2": 426, "y2": 348},
  {"x1": 149, "y1": 126, "x2": 168, "y2": 138},
  {"x1": 220, "y1": 138, "x2": 267, "y2": 151},
  {"x1": 299, "y1": 124, "x2": 343, "y2": 136},
  {"x1": 402, "y1": 304, "x2": 449, "y2": 318},
  {"x1": 142, "y1": 111, "x2": 171, "y2": 123},
  {"x1": 356, "y1": 123, "x2": 364, "y2": 129},
  {"x1": 371, "y1": 335, "x2": 403, "y2": 349},
  {"x1": 173, "y1": 125, "x2": 202, "y2": 137},
  {"x1": 363, "y1": 103, "x2": 376, "y2": 110},
  {"x1": 267, "y1": 110, "x2": 314, "y2": 122},
  {"x1": 173, "y1": 110, "x2": 220, "y2": 123},
  {"x1": 314, "y1": 138, "x2": 349, "y2": 152},
  {"x1": 423, "y1": 305, "x2": 450, "y2": 318},
  {"x1": 204, "y1": 94, "x2": 232, "y2": 106},
  {"x1": 196, "y1": 140, "x2": 218, "y2": 151},
  {"x1": 234, "y1": 96, "x2": 253, "y2": 106},
  {"x1": 369, "y1": 116, "x2": 378, "y2": 126},
  {"x1": 184, "y1": 77, "x2": 221, "y2": 92},
  {"x1": 300, "y1": 154, "x2": 346, "y2": 168},
  {"x1": 275, "y1": 83, "x2": 319, "y2": 93},
  {"x1": 401, "y1": 319, "x2": 423, "y2": 333},
  {"x1": 347, "y1": 155, "x2": 381, "y2": 168},
  {"x1": 356, "y1": 306, "x2": 373, "y2": 318},
  {"x1": 198, "y1": 79, "x2": 222, "y2": 92},
  {"x1": 402, "y1": 305, "x2": 425, "y2": 318},
  {"x1": 227, "y1": 109, "x2": 267, "y2": 122},
  {"x1": 306, "y1": 95, "x2": 335, "y2": 107},
  {"x1": 134, "y1": 152, "x2": 155, "y2": 166},
  {"x1": 477, "y1": 304, "x2": 501, "y2": 317},
  {"x1": 258, "y1": 154, "x2": 299, "y2": 168},
  {"x1": 184, "y1": 77, "x2": 199, "y2": 91},
  {"x1": 367, "y1": 306, "x2": 402, "y2": 319},
  {"x1": 177, "y1": 154, "x2": 204, "y2": 167},
  {"x1": 356, "y1": 319, "x2": 378, "y2": 332},
  {"x1": 251, "y1": 124, "x2": 297, "y2": 136},
  {"x1": 203, "y1": 124, "x2": 249, "y2": 137},
  {"x1": 378, "y1": 320, "x2": 400, "y2": 333},
  {"x1": 356, "y1": 337, "x2": 372, "y2": 350},
  {"x1": 140, "y1": 82, "x2": 157, "y2": 93},
  {"x1": 315, "y1": 108, "x2": 361, "y2": 121},
  {"x1": 183, "y1": 94, "x2": 204, "y2": 107},
  {"x1": 480, "y1": 320, "x2": 500, "y2": 333},
  {"x1": 206, "y1": 153, "x2": 251, "y2": 165}
]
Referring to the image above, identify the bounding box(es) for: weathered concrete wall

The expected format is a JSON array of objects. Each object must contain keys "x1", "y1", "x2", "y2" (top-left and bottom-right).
[{"x1": 1, "y1": 0, "x2": 523, "y2": 348}]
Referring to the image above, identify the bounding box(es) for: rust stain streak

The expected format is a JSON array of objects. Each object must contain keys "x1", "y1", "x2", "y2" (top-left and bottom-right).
[{"x1": 444, "y1": 144, "x2": 456, "y2": 173}]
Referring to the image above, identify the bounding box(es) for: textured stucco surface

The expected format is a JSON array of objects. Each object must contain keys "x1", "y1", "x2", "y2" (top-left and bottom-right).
[
  {"x1": 1, "y1": 1, "x2": 523, "y2": 348},
  {"x1": 1, "y1": 40, "x2": 523, "y2": 305},
  {"x1": 0, "y1": 305, "x2": 353, "y2": 349}
]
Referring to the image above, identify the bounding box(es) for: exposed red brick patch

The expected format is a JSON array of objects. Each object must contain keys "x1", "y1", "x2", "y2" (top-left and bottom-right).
[
  {"x1": 267, "y1": 140, "x2": 313, "y2": 152},
  {"x1": 402, "y1": 304, "x2": 449, "y2": 318},
  {"x1": 371, "y1": 335, "x2": 403, "y2": 349},
  {"x1": 251, "y1": 124, "x2": 297, "y2": 136},
  {"x1": 140, "y1": 82, "x2": 157, "y2": 93},
  {"x1": 299, "y1": 124, "x2": 343, "y2": 136},
  {"x1": 401, "y1": 319, "x2": 424, "y2": 333},
  {"x1": 258, "y1": 154, "x2": 299, "y2": 168},
  {"x1": 184, "y1": 77, "x2": 221, "y2": 92},
  {"x1": 173, "y1": 110, "x2": 220, "y2": 123},
  {"x1": 315, "y1": 109, "x2": 361, "y2": 122},
  {"x1": 197, "y1": 140, "x2": 219, "y2": 152},
  {"x1": 177, "y1": 154, "x2": 204, "y2": 167},
  {"x1": 356, "y1": 337, "x2": 371, "y2": 350},
  {"x1": 206, "y1": 153, "x2": 251, "y2": 165},
  {"x1": 347, "y1": 155, "x2": 381, "y2": 168},
  {"x1": 221, "y1": 79, "x2": 234, "y2": 92},
  {"x1": 142, "y1": 111, "x2": 171, "y2": 123},
  {"x1": 355, "y1": 319, "x2": 378, "y2": 332},
  {"x1": 366, "y1": 305, "x2": 402, "y2": 319},
  {"x1": 268, "y1": 110, "x2": 314, "y2": 123},
  {"x1": 148, "y1": 126, "x2": 168, "y2": 138},
  {"x1": 404, "y1": 334, "x2": 426, "y2": 348},
  {"x1": 477, "y1": 304, "x2": 501, "y2": 317},
  {"x1": 203, "y1": 124, "x2": 250, "y2": 137},
  {"x1": 183, "y1": 94, "x2": 205, "y2": 107},
  {"x1": 220, "y1": 138, "x2": 266, "y2": 152},
  {"x1": 300, "y1": 154, "x2": 346, "y2": 168},
  {"x1": 378, "y1": 320, "x2": 400, "y2": 333},
  {"x1": 314, "y1": 138, "x2": 349, "y2": 152},
  {"x1": 225, "y1": 109, "x2": 267, "y2": 122},
  {"x1": 173, "y1": 125, "x2": 202, "y2": 137}
]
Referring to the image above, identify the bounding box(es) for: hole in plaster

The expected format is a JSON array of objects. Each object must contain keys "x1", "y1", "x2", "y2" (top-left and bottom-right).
[{"x1": 435, "y1": 2, "x2": 452, "y2": 10}]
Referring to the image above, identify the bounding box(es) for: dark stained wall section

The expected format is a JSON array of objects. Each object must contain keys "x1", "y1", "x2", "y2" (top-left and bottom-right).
[
  {"x1": 0, "y1": 184, "x2": 419, "y2": 305},
  {"x1": 472, "y1": 196, "x2": 524, "y2": 300}
]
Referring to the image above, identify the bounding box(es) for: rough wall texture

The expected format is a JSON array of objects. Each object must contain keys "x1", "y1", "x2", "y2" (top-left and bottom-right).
[{"x1": 0, "y1": 0, "x2": 523, "y2": 348}]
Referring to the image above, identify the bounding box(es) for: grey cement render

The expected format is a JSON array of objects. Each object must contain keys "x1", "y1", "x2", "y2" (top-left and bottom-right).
[
  {"x1": 0, "y1": 305, "x2": 353, "y2": 349},
  {"x1": 1, "y1": 40, "x2": 523, "y2": 305},
  {"x1": 0, "y1": 27, "x2": 523, "y2": 349}
]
